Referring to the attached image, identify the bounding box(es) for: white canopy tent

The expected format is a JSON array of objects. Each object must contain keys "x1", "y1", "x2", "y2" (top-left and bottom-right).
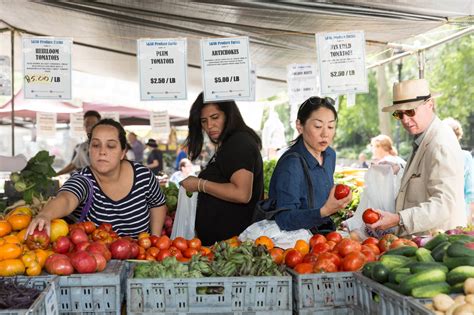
[{"x1": 0, "y1": 0, "x2": 472, "y2": 155}]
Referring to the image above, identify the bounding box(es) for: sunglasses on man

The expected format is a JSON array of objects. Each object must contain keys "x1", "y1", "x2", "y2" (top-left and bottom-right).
[{"x1": 391, "y1": 98, "x2": 431, "y2": 120}]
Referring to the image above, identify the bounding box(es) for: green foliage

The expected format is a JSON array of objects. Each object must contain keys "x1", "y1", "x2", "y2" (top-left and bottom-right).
[
  {"x1": 9, "y1": 150, "x2": 56, "y2": 203},
  {"x1": 263, "y1": 159, "x2": 277, "y2": 196}
]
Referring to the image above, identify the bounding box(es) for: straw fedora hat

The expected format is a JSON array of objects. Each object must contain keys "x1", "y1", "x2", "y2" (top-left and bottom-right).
[{"x1": 382, "y1": 79, "x2": 441, "y2": 112}]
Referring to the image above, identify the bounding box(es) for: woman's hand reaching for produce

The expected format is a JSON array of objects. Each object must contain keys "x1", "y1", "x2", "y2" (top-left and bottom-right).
[{"x1": 25, "y1": 213, "x2": 51, "y2": 238}]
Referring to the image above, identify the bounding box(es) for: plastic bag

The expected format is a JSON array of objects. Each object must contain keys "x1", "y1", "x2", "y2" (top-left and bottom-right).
[
  {"x1": 171, "y1": 186, "x2": 197, "y2": 239},
  {"x1": 239, "y1": 219, "x2": 312, "y2": 249},
  {"x1": 345, "y1": 164, "x2": 402, "y2": 239}
]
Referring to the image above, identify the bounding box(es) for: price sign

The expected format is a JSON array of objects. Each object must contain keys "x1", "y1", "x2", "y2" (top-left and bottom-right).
[
  {"x1": 0, "y1": 56, "x2": 11, "y2": 96},
  {"x1": 36, "y1": 112, "x2": 57, "y2": 137},
  {"x1": 138, "y1": 38, "x2": 187, "y2": 100},
  {"x1": 316, "y1": 31, "x2": 367, "y2": 95},
  {"x1": 23, "y1": 37, "x2": 72, "y2": 99},
  {"x1": 201, "y1": 36, "x2": 251, "y2": 102},
  {"x1": 69, "y1": 112, "x2": 85, "y2": 139},
  {"x1": 287, "y1": 64, "x2": 319, "y2": 106},
  {"x1": 150, "y1": 110, "x2": 170, "y2": 134}
]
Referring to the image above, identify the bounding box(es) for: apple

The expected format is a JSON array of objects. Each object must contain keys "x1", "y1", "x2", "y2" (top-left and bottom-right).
[
  {"x1": 109, "y1": 239, "x2": 132, "y2": 260},
  {"x1": 70, "y1": 250, "x2": 97, "y2": 273},
  {"x1": 52, "y1": 236, "x2": 72, "y2": 254},
  {"x1": 26, "y1": 228, "x2": 50, "y2": 250},
  {"x1": 334, "y1": 184, "x2": 351, "y2": 200},
  {"x1": 70, "y1": 228, "x2": 89, "y2": 245},
  {"x1": 45, "y1": 254, "x2": 74, "y2": 275}
]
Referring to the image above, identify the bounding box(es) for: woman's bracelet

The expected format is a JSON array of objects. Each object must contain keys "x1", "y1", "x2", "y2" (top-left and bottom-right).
[
  {"x1": 203, "y1": 180, "x2": 208, "y2": 193},
  {"x1": 197, "y1": 178, "x2": 202, "y2": 192}
]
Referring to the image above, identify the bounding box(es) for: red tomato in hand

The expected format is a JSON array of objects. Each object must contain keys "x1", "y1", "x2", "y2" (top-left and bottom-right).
[
  {"x1": 362, "y1": 208, "x2": 380, "y2": 224},
  {"x1": 334, "y1": 184, "x2": 351, "y2": 200}
]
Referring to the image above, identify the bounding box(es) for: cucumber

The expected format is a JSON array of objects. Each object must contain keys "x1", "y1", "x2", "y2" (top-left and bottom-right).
[
  {"x1": 388, "y1": 268, "x2": 411, "y2": 284},
  {"x1": 431, "y1": 241, "x2": 451, "y2": 262},
  {"x1": 446, "y1": 242, "x2": 474, "y2": 258},
  {"x1": 424, "y1": 233, "x2": 448, "y2": 250},
  {"x1": 383, "y1": 246, "x2": 417, "y2": 257},
  {"x1": 384, "y1": 282, "x2": 404, "y2": 294},
  {"x1": 362, "y1": 262, "x2": 379, "y2": 278},
  {"x1": 443, "y1": 255, "x2": 474, "y2": 270},
  {"x1": 446, "y1": 266, "x2": 474, "y2": 285},
  {"x1": 408, "y1": 262, "x2": 448, "y2": 274},
  {"x1": 450, "y1": 282, "x2": 465, "y2": 294},
  {"x1": 411, "y1": 282, "x2": 450, "y2": 298},
  {"x1": 371, "y1": 263, "x2": 390, "y2": 283},
  {"x1": 399, "y1": 269, "x2": 446, "y2": 295},
  {"x1": 415, "y1": 248, "x2": 435, "y2": 262},
  {"x1": 379, "y1": 254, "x2": 412, "y2": 270},
  {"x1": 447, "y1": 234, "x2": 474, "y2": 243}
]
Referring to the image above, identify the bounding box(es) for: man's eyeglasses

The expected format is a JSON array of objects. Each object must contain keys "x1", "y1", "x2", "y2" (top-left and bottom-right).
[{"x1": 392, "y1": 109, "x2": 416, "y2": 120}]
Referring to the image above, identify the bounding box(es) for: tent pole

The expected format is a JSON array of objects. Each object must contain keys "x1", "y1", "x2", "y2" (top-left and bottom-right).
[{"x1": 10, "y1": 29, "x2": 15, "y2": 156}]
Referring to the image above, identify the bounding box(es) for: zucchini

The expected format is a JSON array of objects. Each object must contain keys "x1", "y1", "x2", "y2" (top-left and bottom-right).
[
  {"x1": 446, "y1": 242, "x2": 474, "y2": 258},
  {"x1": 442, "y1": 255, "x2": 474, "y2": 270},
  {"x1": 415, "y1": 248, "x2": 435, "y2": 262},
  {"x1": 424, "y1": 233, "x2": 448, "y2": 250},
  {"x1": 383, "y1": 246, "x2": 417, "y2": 257},
  {"x1": 411, "y1": 282, "x2": 450, "y2": 298},
  {"x1": 447, "y1": 234, "x2": 474, "y2": 243},
  {"x1": 446, "y1": 266, "x2": 474, "y2": 285},
  {"x1": 388, "y1": 268, "x2": 411, "y2": 284},
  {"x1": 379, "y1": 255, "x2": 412, "y2": 270},
  {"x1": 399, "y1": 269, "x2": 446, "y2": 295},
  {"x1": 431, "y1": 241, "x2": 451, "y2": 262},
  {"x1": 408, "y1": 262, "x2": 448, "y2": 274}
]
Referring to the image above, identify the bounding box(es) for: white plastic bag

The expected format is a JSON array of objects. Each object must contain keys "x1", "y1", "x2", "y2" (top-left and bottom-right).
[
  {"x1": 171, "y1": 186, "x2": 197, "y2": 239},
  {"x1": 239, "y1": 219, "x2": 312, "y2": 249},
  {"x1": 345, "y1": 164, "x2": 402, "y2": 239}
]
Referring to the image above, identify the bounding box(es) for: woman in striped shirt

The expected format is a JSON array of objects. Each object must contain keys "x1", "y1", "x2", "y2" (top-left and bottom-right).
[{"x1": 26, "y1": 119, "x2": 167, "y2": 238}]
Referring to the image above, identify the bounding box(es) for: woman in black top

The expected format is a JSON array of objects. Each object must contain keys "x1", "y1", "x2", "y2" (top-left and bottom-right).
[{"x1": 181, "y1": 93, "x2": 263, "y2": 246}]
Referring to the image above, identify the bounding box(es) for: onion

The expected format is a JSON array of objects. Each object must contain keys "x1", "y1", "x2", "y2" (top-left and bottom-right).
[
  {"x1": 445, "y1": 229, "x2": 463, "y2": 235},
  {"x1": 413, "y1": 236, "x2": 432, "y2": 247},
  {"x1": 463, "y1": 230, "x2": 474, "y2": 236}
]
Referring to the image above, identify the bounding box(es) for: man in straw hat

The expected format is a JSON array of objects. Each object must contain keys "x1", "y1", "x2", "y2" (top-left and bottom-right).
[{"x1": 366, "y1": 78, "x2": 466, "y2": 236}]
